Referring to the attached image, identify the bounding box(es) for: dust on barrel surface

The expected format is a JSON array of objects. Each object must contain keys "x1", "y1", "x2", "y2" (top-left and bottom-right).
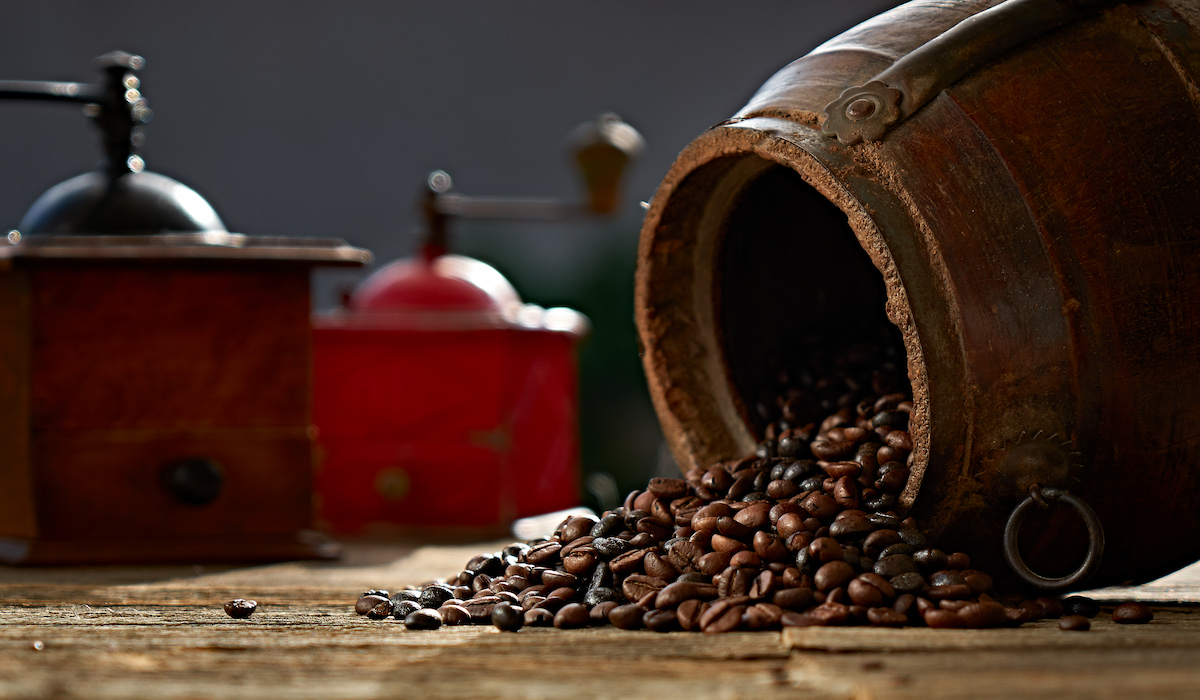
[{"x1": 635, "y1": 0, "x2": 1200, "y2": 588}]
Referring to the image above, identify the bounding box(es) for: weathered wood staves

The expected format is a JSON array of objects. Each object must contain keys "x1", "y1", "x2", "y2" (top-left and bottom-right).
[{"x1": 636, "y1": 0, "x2": 1200, "y2": 588}]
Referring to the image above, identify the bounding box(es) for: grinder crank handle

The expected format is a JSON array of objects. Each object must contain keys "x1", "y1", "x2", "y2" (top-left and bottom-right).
[{"x1": 0, "y1": 51, "x2": 153, "y2": 176}]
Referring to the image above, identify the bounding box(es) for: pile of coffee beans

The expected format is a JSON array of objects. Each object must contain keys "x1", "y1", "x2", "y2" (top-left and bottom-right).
[{"x1": 351, "y1": 338, "x2": 1131, "y2": 633}]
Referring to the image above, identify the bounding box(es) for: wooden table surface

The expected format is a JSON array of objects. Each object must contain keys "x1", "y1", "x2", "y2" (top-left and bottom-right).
[{"x1": 2, "y1": 538, "x2": 1199, "y2": 699}]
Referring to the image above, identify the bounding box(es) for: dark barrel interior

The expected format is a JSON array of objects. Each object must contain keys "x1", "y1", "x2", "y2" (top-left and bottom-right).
[{"x1": 714, "y1": 163, "x2": 904, "y2": 439}]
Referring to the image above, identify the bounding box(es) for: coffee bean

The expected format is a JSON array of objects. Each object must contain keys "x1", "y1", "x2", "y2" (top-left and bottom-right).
[
  {"x1": 609, "y1": 603, "x2": 647, "y2": 630},
  {"x1": 643, "y1": 608, "x2": 680, "y2": 632},
  {"x1": 648, "y1": 477, "x2": 690, "y2": 500},
  {"x1": 912, "y1": 548, "x2": 948, "y2": 573},
  {"x1": 392, "y1": 600, "x2": 421, "y2": 621},
  {"x1": 929, "y1": 571, "x2": 967, "y2": 587},
  {"x1": 961, "y1": 570, "x2": 993, "y2": 594},
  {"x1": 773, "y1": 587, "x2": 814, "y2": 610},
  {"x1": 865, "y1": 606, "x2": 906, "y2": 626},
  {"x1": 879, "y1": 543, "x2": 915, "y2": 559},
  {"x1": 365, "y1": 598, "x2": 394, "y2": 620},
  {"x1": 1036, "y1": 597, "x2": 1064, "y2": 619},
  {"x1": 526, "y1": 541, "x2": 562, "y2": 565},
  {"x1": 867, "y1": 513, "x2": 901, "y2": 529},
  {"x1": 419, "y1": 584, "x2": 455, "y2": 609},
  {"x1": 622, "y1": 574, "x2": 668, "y2": 602},
  {"x1": 808, "y1": 537, "x2": 843, "y2": 563},
  {"x1": 801, "y1": 492, "x2": 839, "y2": 521},
  {"x1": 1062, "y1": 595, "x2": 1100, "y2": 618},
  {"x1": 557, "y1": 516, "x2": 599, "y2": 543},
  {"x1": 524, "y1": 608, "x2": 555, "y2": 627},
  {"x1": 925, "y1": 584, "x2": 972, "y2": 601},
  {"x1": 822, "y1": 462, "x2": 862, "y2": 480},
  {"x1": 815, "y1": 561, "x2": 855, "y2": 592},
  {"x1": 876, "y1": 465, "x2": 909, "y2": 493},
  {"x1": 676, "y1": 599, "x2": 707, "y2": 630},
  {"x1": 593, "y1": 537, "x2": 632, "y2": 558},
  {"x1": 745, "y1": 603, "x2": 783, "y2": 631},
  {"x1": 491, "y1": 602, "x2": 523, "y2": 632},
  {"x1": 438, "y1": 604, "x2": 470, "y2": 626},
  {"x1": 946, "y1": 552, "x2": 971, "y2": 570},
  {"x1": 957, "y1": 601, "x2": 1007, "y2": 628},
  {"x1": 710, "y1": 534, "x2": 748, "y2": 554},
  {"x1": 808, "y1": 602, "x2": 851, "y2": 626},
  {"x1": 874, "y1": 554, "x2": 918, "y2": 578},
  {"x1": 224, "y1": 599, "x2": 256, "y2": 619},
  {"x1": 584, "y1": 587, "x2": 618, "y2": 606},
  {"x1": 392, "y1": 589, "x2": 422, "y2": 603},
  {"x1": 541, "y1": 570, "x2": 578, "y2": 589},
  {"x1": 872, "y1": 410, "x2": 909, "y2": 430},
  {"x1": 356, "y1": 594, "x2": 388, "y2": 616},
  {"x1": 562, "y1": 547, "x2": 598, "y2": 575},
  {"x1": 696, "y1": 551, "x2": 732, "y2": 576},
  {"x1": 716, "y1": 516, "x2": 754, "y2": 541},
  {"x1": 466, "y1": 554, "x2": 504, "y2": 577},
  {"x1": 591, "y1": 513, "x2": 625, "y2": 538},
  {"x1": 889, "y1": 572, "x2": 927, "y2": 595},
  {"x1": 728, "y1": 550, "x2": 761, "y2": 570},
  {"x1": 702, "y1": 603, "x2": 746, "y2": 634},
  {"x1": 656, "y1": 580, "x2": 718, "y2": 609},
  {"x1": 1059, "y1": 614, "x2": 1091, "y2": 631},
  {"x1": 545, "y1": 586, "x2": 577, "y2": 601},
  {"x1": 404, "y1": 609, "x2": 443, "y2": 631},
  {"x1": 895, "y1": 528, "x2": 927, "y2": 549},
  {"x1": 923, "y1": 609, "x2": 965, "y2": 629},
  {"x1": 665, "y1": 540, "x2": 704, "y2": 571},
  {"x1": 748, "y1": 569, "x2": 777, "y2": 602},
  {"x1": 609, "y1": 548, "x2": 649, "y2": 575},
  {"x1": 553, "y1": 603, "x2": 590, "y2": 629},
  {"x1": 829, "y1": 510, "x2": 874, "y2": 540},
  {"x1": 1112, "y1": 602, "x2": 1153, "y2": 624}
]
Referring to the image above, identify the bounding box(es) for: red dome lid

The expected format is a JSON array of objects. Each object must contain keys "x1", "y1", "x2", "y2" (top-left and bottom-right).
[{"x1": 348, "y1": 254, "x2": 521, "y2": 314}]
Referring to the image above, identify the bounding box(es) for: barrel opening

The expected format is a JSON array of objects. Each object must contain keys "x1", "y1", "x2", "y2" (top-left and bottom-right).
[{"x1": 715, "y1": 162, "x2": 908, "y2": 439}]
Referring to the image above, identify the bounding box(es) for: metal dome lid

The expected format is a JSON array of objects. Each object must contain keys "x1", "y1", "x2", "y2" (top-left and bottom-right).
[
  {"x1": 349, "y1": 253, "x2": 522, "y2": 315},
  {"x1": 0, "y1": 52, "x2": 371, "y2": 268},
  {"x1": 325, "y1": 253, "x2": 588, "y2": 336},
  {"x1": 19, "y1": 169, "x2": 226, "y2": 236}
]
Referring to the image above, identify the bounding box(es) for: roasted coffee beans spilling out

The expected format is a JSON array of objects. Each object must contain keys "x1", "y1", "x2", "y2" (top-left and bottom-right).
[
  {"x1": 352, "y1": 343, "x2": 1073, "y2": 633},
  {"x1": 352, "y1": 338, "x2": 1151, "y2": 633}
]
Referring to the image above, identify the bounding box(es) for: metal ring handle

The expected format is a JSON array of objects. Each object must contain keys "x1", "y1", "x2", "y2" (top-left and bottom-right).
[{"x1": 1002, "y1": 487, "x2": 1105, "y2": 591}]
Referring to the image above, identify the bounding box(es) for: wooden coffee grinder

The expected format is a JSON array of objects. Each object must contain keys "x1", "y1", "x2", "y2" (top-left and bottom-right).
[{"x1": 0, "y1": 52, "x2": 370, "y2": 564}]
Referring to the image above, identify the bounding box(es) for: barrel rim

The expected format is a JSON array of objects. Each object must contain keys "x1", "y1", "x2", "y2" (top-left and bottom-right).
[{"x1": 634, "y1": 116, "x2": 933, "y2": 511}]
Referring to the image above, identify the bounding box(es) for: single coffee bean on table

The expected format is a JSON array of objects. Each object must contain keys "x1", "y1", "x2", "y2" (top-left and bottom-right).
[
  {"x1": 404, "y1": 608, "x2": 443, "y2": 631},
  {"x1": 1062, "y1": 595, "x2": 1100, "y2": 618},
  {"x1": 1112, "y1": 602, "x2": 1154, "y2": 624},
  {"x1": 224, "y1": 599, "x2": 257, "y2": 619},
  {"x1": 1059, "y1": 615, "x2": 1091, "y2": 631}
]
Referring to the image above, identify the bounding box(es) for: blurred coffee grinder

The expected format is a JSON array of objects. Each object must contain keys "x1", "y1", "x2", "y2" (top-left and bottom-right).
[
  {"x1": 312, "y1": 114, "x2": 643, "y2": 536},
  {"x1": 0, "y1": 53, "x2": 369, "y2": 564}
]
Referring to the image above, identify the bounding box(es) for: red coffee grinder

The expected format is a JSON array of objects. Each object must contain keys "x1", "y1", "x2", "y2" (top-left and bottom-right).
[{"x1": 312, "y1": 115, "x2": 643, "y2": 535}]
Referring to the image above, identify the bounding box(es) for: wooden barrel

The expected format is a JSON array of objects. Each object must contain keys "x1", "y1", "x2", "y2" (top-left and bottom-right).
[{"x1": 636, "y1": 0, "x2": 1200, "y2": 588}]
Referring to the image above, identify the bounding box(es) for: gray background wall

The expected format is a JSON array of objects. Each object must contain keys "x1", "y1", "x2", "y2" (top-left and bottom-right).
[{"x1": 0, "y1": 0, "x2": 903, "y2": 502}]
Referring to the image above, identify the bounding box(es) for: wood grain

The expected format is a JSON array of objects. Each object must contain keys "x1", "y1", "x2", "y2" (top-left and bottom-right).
[{"x1": 2, "y1": 542, "x2": 1200, "y2": 698}]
